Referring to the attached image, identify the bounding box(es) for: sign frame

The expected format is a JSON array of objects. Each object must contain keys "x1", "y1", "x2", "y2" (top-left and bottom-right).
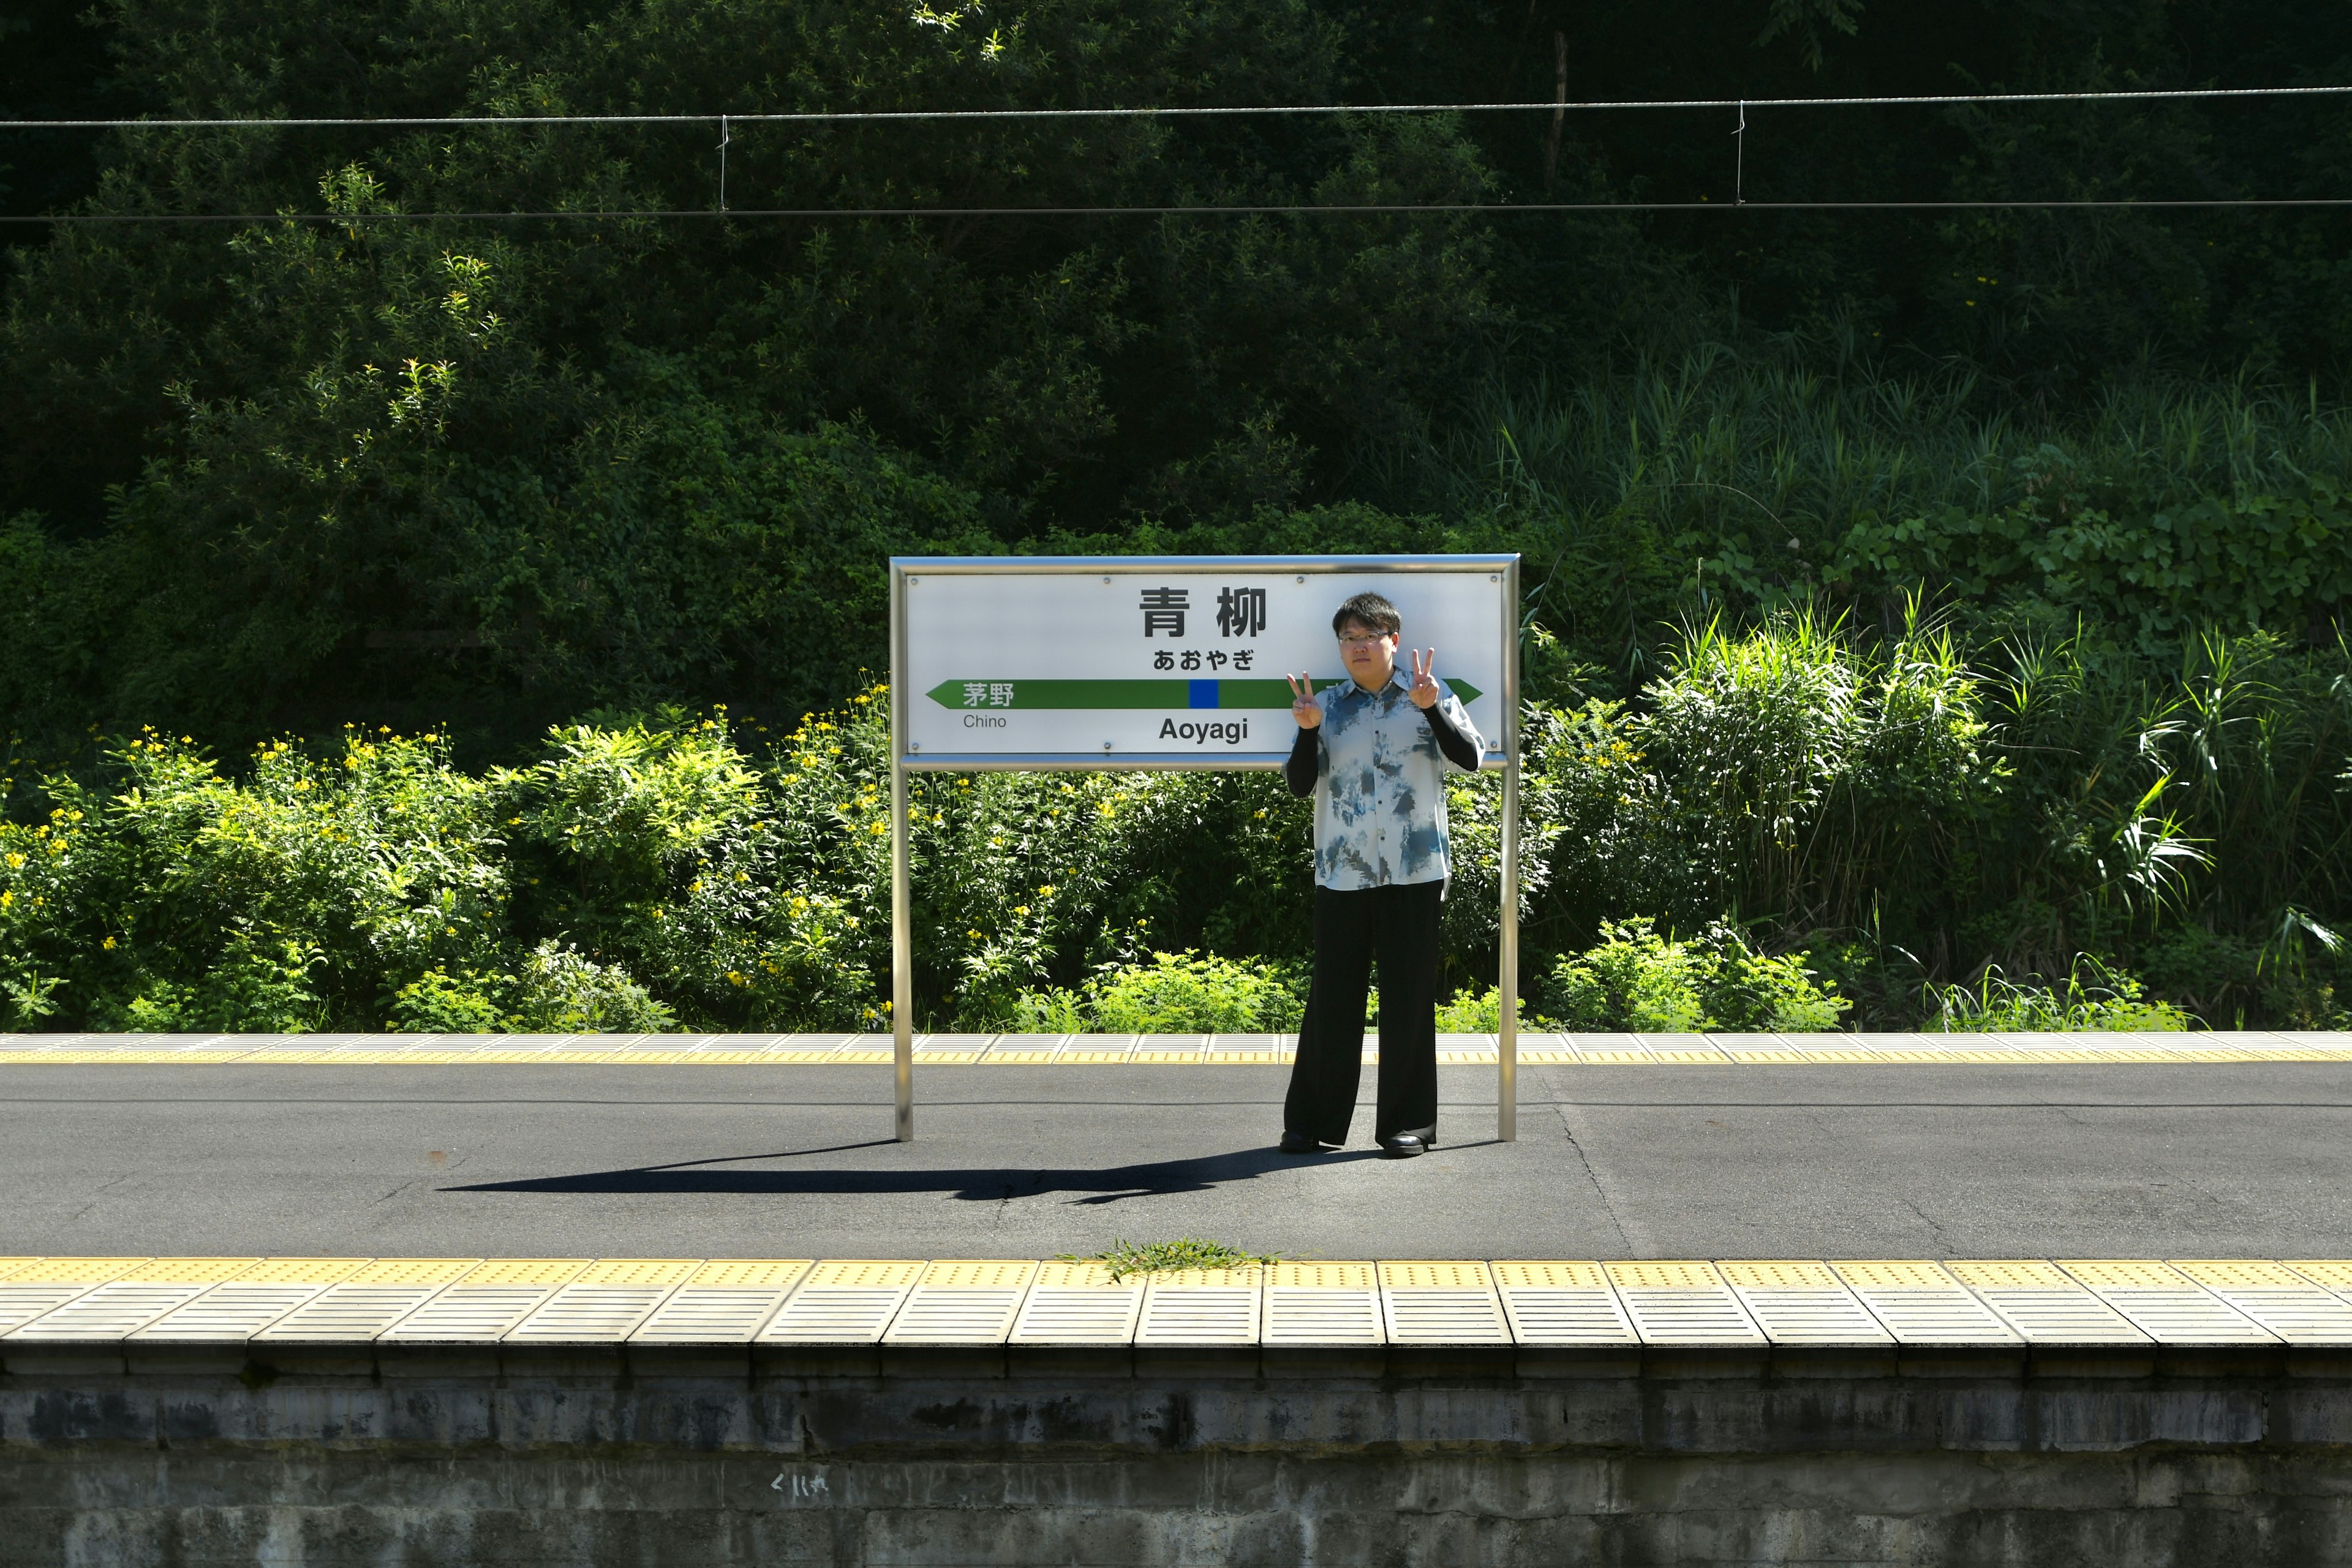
[{"x1": 886, "y1": 554, "x2": 1521, "y2": 1144}]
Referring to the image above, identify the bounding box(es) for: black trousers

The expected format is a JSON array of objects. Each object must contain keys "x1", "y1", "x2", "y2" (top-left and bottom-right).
[{"x1": 1283, "y1": 879, "x2": 1443, "y2": 1145}]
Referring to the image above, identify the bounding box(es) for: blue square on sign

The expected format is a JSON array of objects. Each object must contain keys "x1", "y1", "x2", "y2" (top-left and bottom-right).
[{"x1": 1188, "y1": 679, "x2": 1218, "y2": 709}]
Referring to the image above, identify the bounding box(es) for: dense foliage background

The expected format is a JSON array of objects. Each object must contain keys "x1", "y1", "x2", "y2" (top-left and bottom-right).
[{"x1": 5, "y1": 0, "x2": 2352, "y2": 1030}]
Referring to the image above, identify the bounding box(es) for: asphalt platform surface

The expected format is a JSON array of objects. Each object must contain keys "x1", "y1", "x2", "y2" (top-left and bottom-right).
[{"x1": 5, "y1": 1061, "x2": 2348, "y2": 1260}]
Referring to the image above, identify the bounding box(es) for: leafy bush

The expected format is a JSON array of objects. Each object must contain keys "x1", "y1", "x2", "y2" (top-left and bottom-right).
[
  {"x1": 96, "y1": 933, "x2": 326, "y2": 1034},
  {"x1": 7, "y1": 606, "x2": 2352, "y2": 1037},
  {"x1": 1433, "y1": 985, "x2": 1536, "y2": 1033},
  {"x1": 389, "y1": 941, "x2": 677, "y2": 1034},
  {"x1": 1013, "y1": 951, "x2": 1304, "y2": 1035},
  {"x1": 1545, "y1": 918, "x2": 1850, "y2": 1032},
  {"x1": 1534, "y1": 605, "x2": 2003, "y2": 941},
  {"x1": 1924, "y1": 957, "x2": 2195, "y2": 1032}
]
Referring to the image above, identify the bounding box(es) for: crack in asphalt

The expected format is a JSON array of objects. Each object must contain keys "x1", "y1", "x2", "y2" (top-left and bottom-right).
[
  {"x1": 66, "y1": 1174, "x2": 131, "y2": 1223},
  {"x1": 1548, "y1": 1096, "x2": 1634, "y2": 1253},
  {"x1": 1899, "y1": 1195, "x2": 1958, "y2": 1254}
]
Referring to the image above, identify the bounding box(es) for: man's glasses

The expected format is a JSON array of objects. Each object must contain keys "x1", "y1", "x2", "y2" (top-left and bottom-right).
[{"x1": 1337, "y1": 633, "x2": 1392, "y2": 650}]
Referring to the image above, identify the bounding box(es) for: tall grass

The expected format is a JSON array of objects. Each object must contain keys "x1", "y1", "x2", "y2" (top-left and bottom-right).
[
  {"x1": 1392, "y1": 337, "x2": 2352, "y2": 529},
  {"x1": 1363, "y1": 337, "x2": 2352, "y2": 680}
]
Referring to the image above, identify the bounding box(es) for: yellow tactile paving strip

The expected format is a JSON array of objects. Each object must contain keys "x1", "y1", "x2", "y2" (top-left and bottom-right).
[
  {"x1": 1264, "y1": 1261, "x2": 1384, "y2": 1346},
  {"x1": 1011, "y1": 1262, "x2": 1146, "y2": 1345},
  {"x1": 2171, "y1": 1260, "x2": 2352, "y2": 1344},
  {"x1": 1492, "y1": 1259, "x2": 1639, "y2": 1345},
  {"x1": 6, "y1": 1257, "x2": 2350, "y2": 1349},
  {"x1": 1605, "y1": 1261, "x2": 1766, "y2": 1345},
  {"x1": 1828, "y1": 1259, "x2": 2021, "y2": 1345},
  {"x1": 760, "y1": 1259, "x2": 925, "y2": 1344},
  {"x1": 1719, "y1": 1260, "x2": 1893, "y2": 1345},
  {"x1": 1379, "y1": 1261, "x2": 1509, "y2": 1345},
  {"x1": 130, "y1": 1258, "x2": 372, "y2": 1343},
  {"x1": 10, "y1": 1031, "x2": 2352, "y2": 1065},
  {"x1": 1946, "y1": 1259, "x2": 2150, "y2": 1344},
  {"x1": 885, "y1": 1259, "x2": 1040, "y2": 1344},
  {"x1": 2057, "y1": 1259, "x2": 2275, "y2": 1344},
  {"x1": 1137, "y1": 1267, "x2": 1263, "y2": 1345}
]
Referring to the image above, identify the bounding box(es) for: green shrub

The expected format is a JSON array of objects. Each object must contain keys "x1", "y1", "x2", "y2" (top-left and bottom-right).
[
  {"x1": 92, "y1": 933, "x2": 327, "y2": 1034},
  {"x1": 1924, "y1": 957, "x2": 2195, "y2": 1031},
  {"x1": 1086, "y1": 950, "x2": 1304, "y2": 1033},
  {"x1": 1433, "y1": 985, "x2": 1536, "y2": 1033},
  {"x1": 1010, "y1": 951, "x2": 1305, "y2": 1034},
  {"x1": 1545, "y1": 918, "x2": 1850, "y2": 1032},
  {"x1": 386, "y1": 941, "x2": 676, "y2": 1033},
  {"x1": 389, "y1": 967, "x2": 509, "y2": 1033}
]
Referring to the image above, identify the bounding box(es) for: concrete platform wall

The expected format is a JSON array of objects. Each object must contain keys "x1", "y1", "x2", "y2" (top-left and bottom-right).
[{"x1": 12, "y1": 1347, "x2": 2352, "y2": 1566}]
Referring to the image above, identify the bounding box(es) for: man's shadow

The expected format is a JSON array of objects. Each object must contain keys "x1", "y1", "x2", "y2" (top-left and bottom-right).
[{"x1": 446, "y1": 1142, "x2": 1385, "y2": 1205}]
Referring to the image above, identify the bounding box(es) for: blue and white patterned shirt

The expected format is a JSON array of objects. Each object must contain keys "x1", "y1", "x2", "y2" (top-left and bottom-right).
[{"x1": 1286, "y1": 676, "x2": 1485, "y2": 891}]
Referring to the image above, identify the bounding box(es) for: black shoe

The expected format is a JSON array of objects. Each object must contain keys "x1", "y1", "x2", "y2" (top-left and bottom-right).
[
  {"x1": 1278, "y1": 1131, "x2": 1325, "y2": 1155},
  {"x1": 1379, "y1": 1133, "x2": 1427, "y2": 1158}
]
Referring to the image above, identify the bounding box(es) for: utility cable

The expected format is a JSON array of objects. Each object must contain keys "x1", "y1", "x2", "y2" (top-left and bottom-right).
[
  {"x1": 5, "y1": 197, "x2": 2351, "y2": 225},
  {"x1": 4, "y1": 81, "x2": 2352, "y2": 130}
]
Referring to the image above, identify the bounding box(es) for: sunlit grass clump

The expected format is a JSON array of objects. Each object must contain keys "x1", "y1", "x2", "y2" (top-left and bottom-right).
[{"x1": 1065, "y1": 1238, "x2": 1282, "y2": 1280}]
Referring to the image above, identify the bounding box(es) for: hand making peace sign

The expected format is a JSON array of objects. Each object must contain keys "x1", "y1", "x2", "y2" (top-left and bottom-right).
[
  {"x1": 1287, "y1": 673, "x2": 1322, "y2": 729},
  {"x1": 1407, "y1": 647, "x2": 1441, "y2": 709}
]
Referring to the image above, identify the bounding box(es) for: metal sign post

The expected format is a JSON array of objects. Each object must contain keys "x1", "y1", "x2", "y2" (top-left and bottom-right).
[{"x1": 884, "y1": 554, "x2": 1520, "y2": 1144}]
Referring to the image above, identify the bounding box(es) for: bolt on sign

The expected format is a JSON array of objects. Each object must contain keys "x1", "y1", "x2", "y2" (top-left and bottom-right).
[{"x1": 882, "y1": 556, "x2": 1526, "y2": 1147}]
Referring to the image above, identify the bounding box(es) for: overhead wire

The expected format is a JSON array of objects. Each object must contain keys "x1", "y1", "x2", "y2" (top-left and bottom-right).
[
  {"x1": 2, "y1": 81, "x2": 2346, "y2": 224},
  {"x1": 4, "y1": 198, "x2": 2350, "y2": 225},
  {"x1": 3, "y1": 80, "x2": 2352, "y2": 128}
]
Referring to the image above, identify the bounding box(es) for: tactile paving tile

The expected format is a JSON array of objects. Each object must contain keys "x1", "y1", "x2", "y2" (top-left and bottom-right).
[
  {"x1": 760, "y1": 1260, "x2": 926, "y2": 1344},
  {"x1": 1378, "y1": 1261, "x2": 1509, "y2": 1344},
  {"x1": 9, "y1": 1257, "x2": 262, "y2": 1341},
  {"x1": 1204, "y1": 1034, "x2": 1288, "y2": 1059},
  {"x1": 0, "y1": 1259, "x2": 40, "y2": 1280},
  {"x1": 1054, "y1": 1041, "x2": 1136, "y2": 1062},
  {"x1": 1491, "y1": 1261, "x2": 1638, "y2": 1345},
  {"x1": 912, "y1": 1034, "x2": 997, "y2": 1063},
  {"x1": 130, "y1": 1257, "x2": 372, "y2": 1341},
  {"x1": 503, "y1": 1258, "x2": 701, "y2": 1343},
  {"x1": 1134, "y1": 1267, "x2": 1263, "y2": 1345},
  {"x1": 255, "y1": 1258, "x2": 484, "y2": 1342},
  {"x1": 982, "y1": 1034, "x2": 1068, "y2": 1063},
  {"x1": 2169, "y1": 1261, "x2": 2352, "y2": 1344},
  {"x1": 630, "y1": 1259, "x2": 814, "y2": 1343},
  {"x1": 1602, "y1": 1262, "x2": 1766, "y2": 1345},
  {"x1": 376, "y1": 1259, "x2": 592, "y2": 1343},
  {"x1": 884, "y1": 1259, "x2": 1041, "y2": 1344},
  {"x1": 1826, "y1": 1261, "x2": 2021, "y2": 1344},
  {"x1": 1133, "y1": 1035, "x2": 1208, "y2": 1063},
  {"x1": 1717, "y1": 1261, "x2": 1893, "y2": 1345},
  {"x1": 1262, "y1": 1262, "x2": 1384, "y2": 1345},
  {"x1": 2057, "y1": 1260, "x2": 2277, "y2": 1344},
  {"x1": 1009, "y1": 1262, "x2": 1145, "y2": 1344},
  {"x1": 0, "y1": 1257, "x2": 151, "y2": 1335},
  {"x1": 1944, "y1": 1261, "x2": 2150, "y2": 1344},
  {"x1": 2283, "y1": 1260, "x2": 2352, "y2": 1305}
]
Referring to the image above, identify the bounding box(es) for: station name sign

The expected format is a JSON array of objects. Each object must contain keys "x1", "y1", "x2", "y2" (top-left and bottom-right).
[{"x1": 893, "y1": 556, "x2": 1515, "y2": 769}]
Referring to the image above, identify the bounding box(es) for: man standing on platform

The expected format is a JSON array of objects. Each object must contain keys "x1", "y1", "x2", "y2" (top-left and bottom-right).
[{"x1": 1278, "y1": 590, "x2": 1486, "y2": 1158}]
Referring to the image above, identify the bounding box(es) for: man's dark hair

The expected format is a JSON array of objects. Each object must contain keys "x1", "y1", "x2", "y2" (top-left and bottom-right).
[{"x1": 1332, "y1": 591, "x2": 1401, "y2": 637}]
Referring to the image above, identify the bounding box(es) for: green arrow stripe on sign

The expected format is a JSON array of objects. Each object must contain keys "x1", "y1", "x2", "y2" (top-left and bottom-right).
[{"x1": 925, "y1": 676, "x2": 1482, "y2": 710}]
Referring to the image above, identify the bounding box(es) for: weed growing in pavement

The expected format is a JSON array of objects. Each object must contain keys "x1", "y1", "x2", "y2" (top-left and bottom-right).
[{"x1": 1064, "y1": 1238, "x2": 1283, "y2": 1280}]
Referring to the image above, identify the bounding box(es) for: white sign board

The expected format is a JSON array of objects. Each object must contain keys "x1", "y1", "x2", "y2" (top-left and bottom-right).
[{"x1": 894, "y1": 556, "x2": 1516, "y2": 768}]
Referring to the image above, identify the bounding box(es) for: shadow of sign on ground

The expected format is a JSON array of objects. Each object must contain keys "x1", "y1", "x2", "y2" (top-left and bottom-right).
[{"x1": 447, "y1": 1144, "x2": 1395, "y2": 1204}]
